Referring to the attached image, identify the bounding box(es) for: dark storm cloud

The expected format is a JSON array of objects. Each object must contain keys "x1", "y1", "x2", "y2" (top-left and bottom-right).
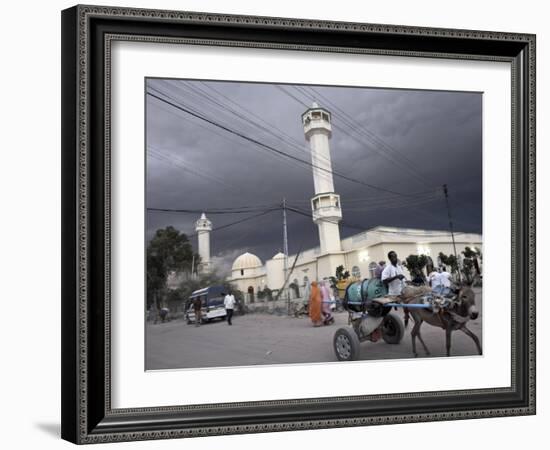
[{"x1": 146, "y1": 79, "x2": 482, "y2": 274}]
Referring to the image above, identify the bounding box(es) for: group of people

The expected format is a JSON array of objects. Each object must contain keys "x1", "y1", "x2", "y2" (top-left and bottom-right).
[
  {"x1": 379, "y1": 250, "x2": 453, "y2": 296},
  {"x1": 427, "y1": 267, "x2": 452, "y2": 295},
  {"x1": 308, "y1": 280, "x2": 335, "y2": 327},
  {"x1": 307, "y1": 250, "x2": 455, "y2": 326}
]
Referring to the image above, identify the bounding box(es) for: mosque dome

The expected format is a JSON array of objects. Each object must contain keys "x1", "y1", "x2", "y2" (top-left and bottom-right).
[
  {"x1": 272, "y1": 252, "x2": 285, "y2": 260},
  {"x1": 232, "y1": 252, "x2": 263, "y2": 271}
]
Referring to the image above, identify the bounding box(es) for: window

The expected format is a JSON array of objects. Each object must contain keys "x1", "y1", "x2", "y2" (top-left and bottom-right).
[
  {"x1": 322, "y1": 112, "x2": 329, "y2": 122},
  {"x1": 312, "y1": 111, "x2": 321, "y2": 119},
  {"x1": 240, "y1": 269, "x2": 244, "y2": 276}
]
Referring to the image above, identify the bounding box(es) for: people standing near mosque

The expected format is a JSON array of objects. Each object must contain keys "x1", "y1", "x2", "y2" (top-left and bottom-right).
[
  {"x1": 308, "y1": 281, "x2": 323, "y2": 327},
  {"x1": 381, "y1": 251, "x2": 407, "y2": 296},
  {"x1": 224, "y1": 291, "x2": 236, "y2": 325},
  {"x1": 320, "y1": 280, "x2": 334, "y2": 325}
]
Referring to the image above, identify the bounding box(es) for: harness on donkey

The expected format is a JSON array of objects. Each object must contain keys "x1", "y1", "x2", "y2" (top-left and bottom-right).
[{"x1": 386, "y1": 284, "x2": 481, "y2": 357}]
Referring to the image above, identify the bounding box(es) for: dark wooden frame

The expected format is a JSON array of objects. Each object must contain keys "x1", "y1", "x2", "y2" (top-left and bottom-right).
[{"x1": 61, "y1": 4, "x2": 536, "y2": 444}]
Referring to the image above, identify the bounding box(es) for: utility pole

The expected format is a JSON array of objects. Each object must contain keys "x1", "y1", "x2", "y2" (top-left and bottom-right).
[
  {"x1": 282, "y1": 198, "x2": 290, "y2": 314},
  {"x1": 443, "y1": 184, "x2": 462, "y2": 283}
]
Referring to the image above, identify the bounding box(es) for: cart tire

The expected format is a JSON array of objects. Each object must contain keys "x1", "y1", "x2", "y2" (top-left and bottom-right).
[
  {"x1": 334, "y1": 327, "x2": 361, "y2": 361},
  {"x1": 382, "y1": 313, "x2": 404, "y2": 344},
  {"x1": 186, "y1": 317, "x2": 192, "y2": 325}
]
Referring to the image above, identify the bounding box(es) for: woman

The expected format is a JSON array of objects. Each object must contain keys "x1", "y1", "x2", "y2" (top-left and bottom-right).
[
  {"x1": 320, "y1": 280, "x2": 334, "y2": 325},
  {"x1": 308, "y1": 281, "x2": 323, "y2": 327}
]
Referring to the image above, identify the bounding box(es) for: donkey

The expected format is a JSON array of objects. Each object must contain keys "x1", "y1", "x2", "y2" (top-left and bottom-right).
[{"x1": 402, "y1": 285, "x2": 482, "y2": 357}]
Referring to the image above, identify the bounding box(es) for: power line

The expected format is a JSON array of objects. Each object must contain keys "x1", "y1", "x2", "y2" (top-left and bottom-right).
[
  {"x1": 149, "y1": 84, "x2": 316, "y2": 179},
  {"x1": 277, "y1": 83, "x2": 433, "y2": 189},
  {"x1": 301, "y1": 85, "x2": 432, "y2": 188},
  {"x1": 285, "y1": 205, "x2": 366, "y2": 232},
  {"x1": 156, "y1": 80, "x2": 339, "y2": 185},
  {"x1": 147, "y1": 205, "x2": 281, "y2": 215},
  {"x1": 187, "y1": 208, "x2": 280, "y2": 238},
  {"x1": 147, "y1": 147, "x2": 243, "y2": 193},
  {"x1": 147, "y1": 89, "x2": 429, "y2": 198},
  {"x1": 197, "y1": 81, "x2": 347, "y2": 176}
]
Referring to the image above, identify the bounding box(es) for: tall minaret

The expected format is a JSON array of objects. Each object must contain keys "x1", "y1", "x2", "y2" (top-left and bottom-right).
[
  {"x1": 302, "y1": 103, "x2": 342, "y2": 254},
  {"x1": 194, "y1": 213, "x2": 212, "y2": 272}
]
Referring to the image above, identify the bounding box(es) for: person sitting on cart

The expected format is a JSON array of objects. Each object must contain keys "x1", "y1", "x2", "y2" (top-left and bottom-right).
[
  {"x1": 438, "y1": 266, "x2": 453, "y2": 296},
  {"x1": 381, "y1": 250, "x2": 407, "y2": 296}
]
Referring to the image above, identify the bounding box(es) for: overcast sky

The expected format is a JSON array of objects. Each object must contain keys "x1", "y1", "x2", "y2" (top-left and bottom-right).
[{"x1": 146, "y1": 79, "x2": 482, "y2": 275}]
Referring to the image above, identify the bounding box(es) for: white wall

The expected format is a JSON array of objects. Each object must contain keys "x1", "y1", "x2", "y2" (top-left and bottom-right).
[{"x1": 0, "y1": 0, "x2": 546, "y2": 449}]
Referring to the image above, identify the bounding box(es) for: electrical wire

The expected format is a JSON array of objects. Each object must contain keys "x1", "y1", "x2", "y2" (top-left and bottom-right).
[{"x1": 147, "y1": 88, "x2": 433, "y2": 198}]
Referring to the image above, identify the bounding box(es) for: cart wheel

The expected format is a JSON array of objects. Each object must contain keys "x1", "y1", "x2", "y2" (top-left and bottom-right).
[
  {"x1": 334, "y1": 327, "x2": 361, "y2": 361},
  {"x1": 382, "y1": 313, "x2": 404, "y2": 344},
  {"x1": 186, "y1": 317, "x2": 192, "y2": 325}
]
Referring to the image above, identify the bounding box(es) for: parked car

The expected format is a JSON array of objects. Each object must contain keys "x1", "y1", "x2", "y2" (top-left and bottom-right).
[{"x1": 185, "y1": 286, "x2": 227, "y2": 324}]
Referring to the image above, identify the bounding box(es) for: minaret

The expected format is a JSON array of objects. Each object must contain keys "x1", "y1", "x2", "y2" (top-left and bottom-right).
[
  {"x1": 302, "y1": 102, "x2": 342, "y2": 254},
  {"x1": 194, "y1": 213, "x2": 212, "y2": 272}
]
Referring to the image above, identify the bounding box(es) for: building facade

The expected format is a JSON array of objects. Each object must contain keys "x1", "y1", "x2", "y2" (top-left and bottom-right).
[{"x1": 227, "y1": 226, "x2": 482, "y2": 302}]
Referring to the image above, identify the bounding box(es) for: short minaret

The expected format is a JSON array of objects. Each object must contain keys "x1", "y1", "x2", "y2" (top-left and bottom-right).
[
  {"x1": 302, "y1": 102, "x2": 342, "y2": 254},
  {"x1": 195, "y1": 213, "x2": 212, "y2": 272}
]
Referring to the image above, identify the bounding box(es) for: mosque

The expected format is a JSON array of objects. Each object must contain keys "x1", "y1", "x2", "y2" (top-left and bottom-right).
[{"x1": 193, "y1": 103, "x2": 482, "y2": 302}]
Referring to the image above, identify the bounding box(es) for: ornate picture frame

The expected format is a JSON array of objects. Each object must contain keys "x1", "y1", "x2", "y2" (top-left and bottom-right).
[{"x1": 61, "y1": 4, "x2": 536, "y2": 444}]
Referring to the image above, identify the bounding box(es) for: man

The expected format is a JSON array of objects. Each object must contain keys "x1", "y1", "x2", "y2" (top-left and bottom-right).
[
  {"x1": 427, "y1": 267, "x2": 442, "y2": 292},
  {"x1": 159, "y1": 306, "x2": 169, "y2": 323},
  {"x1": 192, "y1": 296, "x2": 202, "y2": 327},
  {"x1": 224, "y1": 291, "x2": 236, "y2": 325},
  {"x1": 439, "y1": 266, "x2": 452, "y2": 295},
  {"x1": 381, "y1": 251, "x2": 407, "y2": 296}
]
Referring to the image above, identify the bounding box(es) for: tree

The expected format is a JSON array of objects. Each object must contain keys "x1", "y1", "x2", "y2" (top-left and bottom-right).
[
  {"x1": 460, "y1": 257, "x2": 476, "y2": 285},
  {"x1": 335, "y1": 265, "x2": 350, "y2": 281},
  {"x1": 146, "y1": 226, "x2": 200, "y2": 311},
  {"x1": 403, "y1": 254, "x2": 428, "y2": 279},
  {"x1": 257, "y1": 287, "x2": 273, "y2": 302},
  {"x1": 461, "y1": 246, "x2": 482, "y2": 285},
  {"x1": 438, "y1": 252, "x2": 459, "y2": 275},
  {"x1": 462, "y1": 246, "x2": 482, "y2": 275}
]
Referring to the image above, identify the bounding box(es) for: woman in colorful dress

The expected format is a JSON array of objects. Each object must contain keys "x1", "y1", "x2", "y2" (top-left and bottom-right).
[{"x1": 308, "y1": 281, "x2": 323, "y2": 327}]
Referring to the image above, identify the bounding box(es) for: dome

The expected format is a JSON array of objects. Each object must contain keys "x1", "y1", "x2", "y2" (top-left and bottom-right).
[
  {"x1": 272, "y1": 252, "x2": 285, "y2": 260},
  {"x1": 232, "y1": 252, "x2": 262, "y2": 271}
]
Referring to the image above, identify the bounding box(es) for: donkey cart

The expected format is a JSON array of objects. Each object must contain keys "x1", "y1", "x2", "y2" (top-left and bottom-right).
[
  {"x1": 333, "y1": 278, "x2": 480, "y2": 361},
  {"x1": 333, "y1": 278, "x2": 407, "y2": 361}
]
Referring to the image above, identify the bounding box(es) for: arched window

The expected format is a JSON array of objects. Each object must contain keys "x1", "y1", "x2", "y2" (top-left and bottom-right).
[
  {"x1": 352, "y1": 266, "x2": 361, "y2": 279},
  {"x1": 290, "y1": 278, "x2": 300, "y2": 298},
  {"x1": 240, "y1": 269, "x2": 244, "y2": 276}
]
